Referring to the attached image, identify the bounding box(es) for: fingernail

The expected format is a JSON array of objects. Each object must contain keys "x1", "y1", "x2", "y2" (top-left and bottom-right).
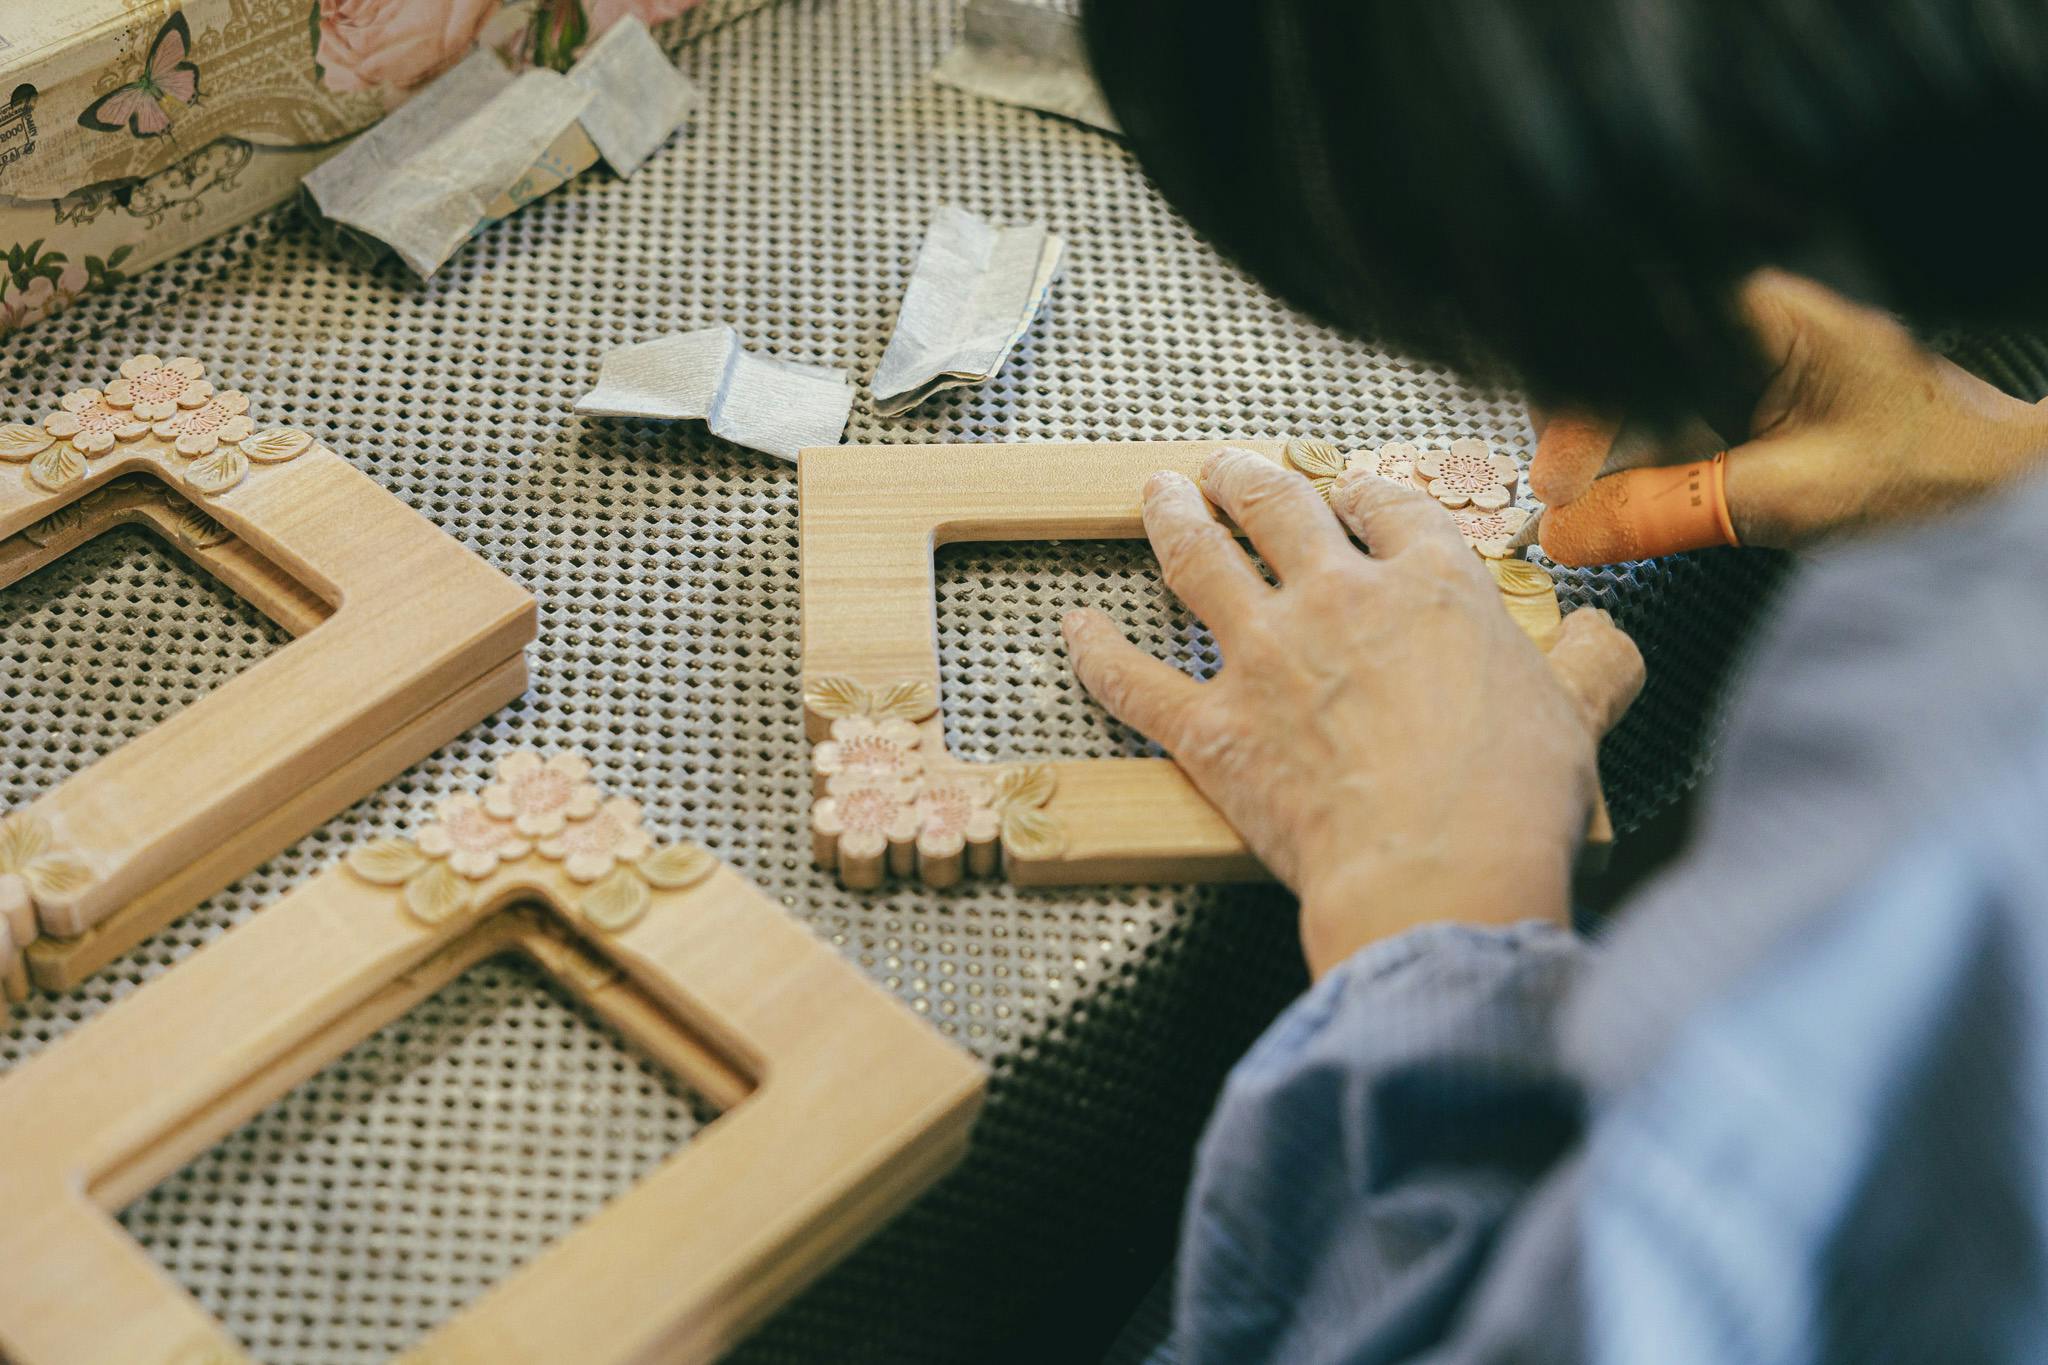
[{"x1": 1144, "y1": 470, "x2": 1182, "y2": 498}]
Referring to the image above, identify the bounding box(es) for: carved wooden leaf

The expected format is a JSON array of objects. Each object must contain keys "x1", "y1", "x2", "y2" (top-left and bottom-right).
[
  {"x1": 403, "y1": 861, "x2": 471, "y2": 925},
  {"x1": 1000, "y1": 807, "x2": 1067, "y2": 861},
  {"x1": 637, "y1": 842, "x2": 719, "y2": 890},
  {"x1": 28, "y1": 443, "x2": 84, "y2": 491},
  {"x1": 1488, "y1": 558, "x2": 1554, "y2": 597},
  {"x1": 21, "y1": 502, "x2": 86, "y2": 546},
  {"x1": 582, "y1": 866, "x2": 653, "y2": 932},
  {"x1": 346, "y1": 838, "x2": 430, "y2": 886},
  {"x1": 240, "y1": 426, "x2": 313, "y2": 463},
  {"x1": 183, "y1": 446, "x2": 250, "y2": 496},
  {"x1": 870, "y1": 678, "x2": 938, "y2": 722},
  {"x1": 804, "y1": 674, "x2": 870, "y2": 719},
  {"x1": 172, "y1": 504, "x2": 234, "y2": 547},
  {"x1": 25, "y1": 856, "x2": 94, "y2": 900},
  {"x1": 1286, "y1": 439, "x2": 1350, "y2": 480},
  {"x1": 0, "y1": 423, "x2": 54, "y2": 462},
  {"x1": 993, "y1": 763, "x2": 1057, "y2": 811},
  {"x1": 0, "y1": 813, "x2": 50, "y2": 871}
]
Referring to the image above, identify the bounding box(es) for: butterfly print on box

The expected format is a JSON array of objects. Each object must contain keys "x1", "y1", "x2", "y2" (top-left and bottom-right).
[{"x1": 79, "y1": 13, "x2": 201, "y2": 140}]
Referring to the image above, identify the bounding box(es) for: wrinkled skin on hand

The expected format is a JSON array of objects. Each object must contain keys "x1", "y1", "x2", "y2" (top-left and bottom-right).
[
  {"x1": 1063, "y1": 449, "x2": 1644, "y2": 977},
  {"x1": 1536, "y1": 270, "x2": 2048, "y2": 559}
]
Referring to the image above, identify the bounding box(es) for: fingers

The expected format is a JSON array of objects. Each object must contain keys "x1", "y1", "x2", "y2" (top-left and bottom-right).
[
  {"x1": 1198, "y1": 446, "x2": 1352, "y2": 581},
  {"x1": 1538, "y1": 455, "x2": 1739, "y2": 566},
  {"x1": 1545, "y1": 609, "x2": 1645, "y2": 738},
  {"x1": 1061, "y1": 607, "x2": 1201, "y2": 749},
  {"x1": 1529, "y1": 412, "x2": 1621, "y2": 506},
  {"x1": 1142, "y1": 469, "x2": 1269, "y2": 629},
  {"x1": 1328, "y1": 469, "x2": 1470, "y2": 559}
]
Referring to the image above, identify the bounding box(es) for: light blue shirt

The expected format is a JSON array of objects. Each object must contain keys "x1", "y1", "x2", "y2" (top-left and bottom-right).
[{"x1": 1171, "y1": 475, "x2": 2048, "y2": 1363}]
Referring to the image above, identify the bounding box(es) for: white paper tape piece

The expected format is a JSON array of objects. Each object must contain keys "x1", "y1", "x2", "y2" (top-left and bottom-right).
[
  {"x1": 930, "y1": 0, "x2": 1121, "y2": 134},
  {"x1": 304, "y1": 21, "x2": 694, "y2": 279},
  {"x1": 871, "y1": 207, "x2": 1065, "y2": 417},
  {"x1": 573, "y1": 326, "x2": 855, "y2": 463},
  {"x1": 568, "y1": 18, "x2": 702, "y2": 176}
]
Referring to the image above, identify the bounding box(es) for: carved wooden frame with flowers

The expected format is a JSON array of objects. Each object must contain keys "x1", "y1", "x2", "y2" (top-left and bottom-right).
[
  {"x1": 798, "y1": 438, "x2": 1574, "y2": 889},
  {"x1": 0, "y1": 354, "x2": 536, "y2": 1011},
  {"x1": 0, "y1": 753, "x2": 985, "y2": 1365}
]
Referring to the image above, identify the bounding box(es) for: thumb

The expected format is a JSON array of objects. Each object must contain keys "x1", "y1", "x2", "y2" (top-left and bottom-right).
[{"x1": 1545, "y1": 609, "x2": 1645, "y2": 739}]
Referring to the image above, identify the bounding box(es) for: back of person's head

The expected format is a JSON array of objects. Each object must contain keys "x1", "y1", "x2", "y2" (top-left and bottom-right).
[{"x1": 1083, "y1": 0, "x2": 2048, "y2": 420}]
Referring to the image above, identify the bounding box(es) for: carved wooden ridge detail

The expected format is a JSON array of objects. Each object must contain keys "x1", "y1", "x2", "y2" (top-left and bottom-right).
[
  {"x1": 803, "y1": 677, "x2": 1065, "y2": 890},
  {"x1": 344, "y1": 752, "x2": 718, "y2": 933},
  {"x1": 8, "y1": 475, "x2": 233, "y2": 551},
  {"x1": 0, "y1": 353, "x2": 313, "y2": 500}
]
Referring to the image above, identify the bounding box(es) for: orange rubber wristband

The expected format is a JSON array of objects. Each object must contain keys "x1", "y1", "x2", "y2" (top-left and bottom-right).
[{"x1": 1540, "y1": 454, "x2": 1740, "y2": 566}]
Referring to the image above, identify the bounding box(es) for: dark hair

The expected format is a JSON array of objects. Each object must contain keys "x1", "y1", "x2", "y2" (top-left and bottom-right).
[{"x1": 1082, "y1": 0, "x2": 2048, "y2": 419}]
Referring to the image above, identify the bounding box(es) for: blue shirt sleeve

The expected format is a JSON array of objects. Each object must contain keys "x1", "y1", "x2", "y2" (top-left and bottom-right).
[
  {"x1": 1170, "y1": 479, "x2": 2048, "y2": 1365},
  {"x1": 1172, "y1": 921, "x2": 1586, "y2": 1365}
]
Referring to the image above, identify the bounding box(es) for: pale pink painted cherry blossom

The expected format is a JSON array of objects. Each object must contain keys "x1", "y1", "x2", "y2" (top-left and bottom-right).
[
  {"x1": 1369, "y1": 440, "x2": 1420, "y2": 487},
  {"x1": 812, "y1": 715, "x2": 924, "y2": 792},
  {"x1": 913, "y1": 774, "x2": 1000, "y2": 861},
  {"x1": 1453, "y1": 505, "x2": 1533, "y2": 558},
  {"x1": 811, "y1": 774, "x2": 921, "y2": 881},
  {"x1": 43, "y1": 388, "x2": 149, "y2": 454},
  {"x1": 538, "y1": 796, "x2": 654, "y2": 882},
  {"x1": 415, "y1": 793, "x2": 531, "y2": 879},
  {"x1": 103, "y1": 355, "x2": 212, "y2": 422},
  {"x1": 154, "y1": 390, "x2": 253, "y2": 456},
  {"x1": 1415, "y1": 438, "x2": 1521, "y2": 510},
  {"x1": 483, "y1": 752, "x2": 603, "y2": 837}
]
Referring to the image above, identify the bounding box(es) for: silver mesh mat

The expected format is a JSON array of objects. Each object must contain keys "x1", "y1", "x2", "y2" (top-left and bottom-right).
[{"x1": 5, "y1": 0, "x2": 1990, "y2": 1356}]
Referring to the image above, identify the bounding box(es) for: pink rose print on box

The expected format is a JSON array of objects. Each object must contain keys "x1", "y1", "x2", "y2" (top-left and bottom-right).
[
  {"x1": 315, "y1": 0, "x2": 498, "y2": 96},
  {"x1": 583, "y1": 0, "x2": 702, "y2": 38}
]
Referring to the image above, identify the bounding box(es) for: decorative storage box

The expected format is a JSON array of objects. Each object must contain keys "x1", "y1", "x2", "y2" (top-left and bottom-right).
[{"x1": 0, "y1": 0, "x2": 712, "y2": 340}]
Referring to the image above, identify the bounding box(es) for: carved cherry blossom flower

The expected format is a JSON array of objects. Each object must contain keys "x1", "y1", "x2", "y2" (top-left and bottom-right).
[
  {"x1": 483, "y1": 752, "x2": 603, "y2": 836},
  {"x1": 538, "y1": 797, "x2": 655, "y2": 883},
  {"x1": 1415, "y1": 438, "x2": 1520, "y2": 510},
  {"x1": 811, "y1": 775, "x2": 921, "y2": 889},
  {"x1": 102, "y1": 355, "x2": 212, "y2": 422},
  {"x1": 1368, "y1": 440, "x2": 1420, "y2": 485},
  {"x1": 43, "y1": 388, "x2": 148, "y2": 455},
  {"x1": 812, "y1": 715, "x2": 924, "y2": 793},
  {"x1": 154, "y1": 389, "x2": 253, "y2": 456},
  {"x1": 914, "y1": 772, "x2": 1001, "y2": 876},
  {"x1": 415, "y1": 793, "x2": 531, "y2": 879},
  {"x1": 1453, "y1": 505, "x2": 1532, "y2": 558}
]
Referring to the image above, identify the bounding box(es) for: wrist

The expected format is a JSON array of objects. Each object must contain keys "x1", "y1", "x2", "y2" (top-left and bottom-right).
[{"x1": 1295, "y1": 836, "x2": 1574, "y2": 979}]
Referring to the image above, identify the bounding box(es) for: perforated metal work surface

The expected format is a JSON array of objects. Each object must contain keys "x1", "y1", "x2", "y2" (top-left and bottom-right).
[{"x1": 0, "y1": 0, "x2": 1829, "y2": 1359}]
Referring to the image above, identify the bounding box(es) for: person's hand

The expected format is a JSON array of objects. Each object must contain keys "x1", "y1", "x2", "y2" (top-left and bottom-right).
[
  {"x1": 1534, "y1": 270, "x2": 2048, "y2": 565},
  {"x1": 1061, "y1": 449, "x2": 1644, "y2": 977}
]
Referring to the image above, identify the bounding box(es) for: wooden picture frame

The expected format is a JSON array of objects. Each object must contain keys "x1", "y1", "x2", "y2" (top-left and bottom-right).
[
  {"x1": 0, "y1": 355, "x2": 535, "y2": 1008},
  {"x1": 798, "y1": 438, "x2": 1580, "y2": 889},
  {"x1": 0, "y1": 752, "x2": 985, "y2": 1365}
]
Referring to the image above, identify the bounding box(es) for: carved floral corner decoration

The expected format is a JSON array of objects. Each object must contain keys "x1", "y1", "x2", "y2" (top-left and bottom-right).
[
  {"x1": 1281, "y1": 435, "x2": 1538, "y2": 563},
  {"x1": 0, "y1": 812, "x2": 95, "y2": 985},
  {"x1": 803, "y1": 675, "x2": 1066, "y2": 890},
  {"x1": 0, "y1": 353, "x2": 315, "y2": 499},
  {"x1": 343, "y1": 752, "x2": 719, "y2": 934}
]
